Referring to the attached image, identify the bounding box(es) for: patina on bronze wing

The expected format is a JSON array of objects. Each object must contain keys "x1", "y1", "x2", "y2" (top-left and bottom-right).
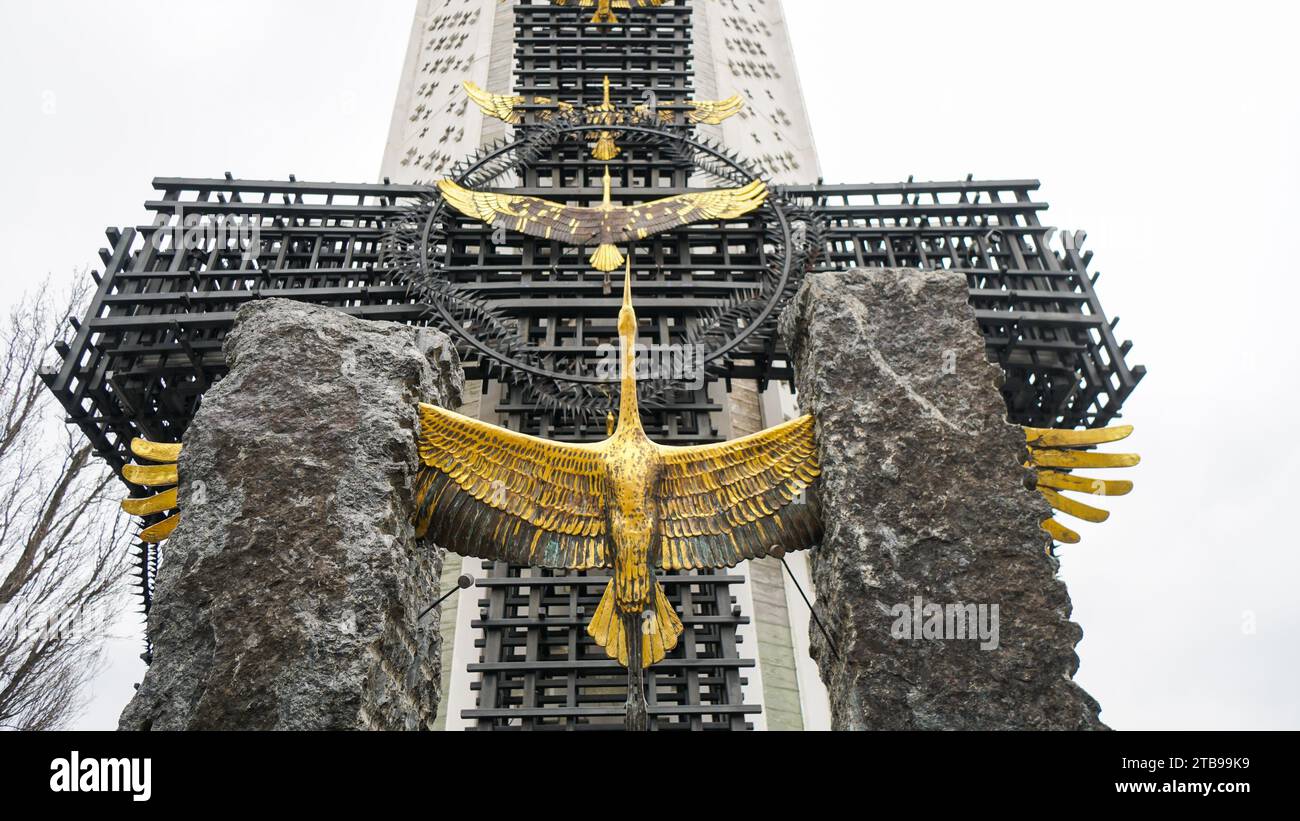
[
  {"x1": 655, "y1": 414, "x2": 822, "y2": 570},
  {"x1": 437, "y1": 169, "x2": 768, "y2": 272},
  {"x1": 414, "y1": 404, "x2": 610, "y2": 570}
]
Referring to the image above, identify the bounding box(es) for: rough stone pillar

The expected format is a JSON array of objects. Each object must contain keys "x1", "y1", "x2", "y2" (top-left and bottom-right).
[
  {"x1": 119, "y1": 299, "x2": 463, "y2": 731},
  {"x1": 780, "y1": 269, "x2": 1104, "y2": 730}
]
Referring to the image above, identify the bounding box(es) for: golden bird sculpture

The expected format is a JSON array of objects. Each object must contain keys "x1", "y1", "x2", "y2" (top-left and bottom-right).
[
  {"x1": 412, "y1": 260, "x2": 823, "y2": 729},
  {"x1": 118, "y1": 420, "x2": 1140, "y2": 555},
  {"x1": 437, "y1": 166, "x2": 768, "y2": 272},
  {"x1": 551, "y1": 0, "x2": 665, "y2": 24}
]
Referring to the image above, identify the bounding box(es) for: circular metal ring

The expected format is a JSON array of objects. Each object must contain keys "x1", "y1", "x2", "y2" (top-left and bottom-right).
[{"x1": 396, "y1": 121, "x2": 805, "y2": 389}]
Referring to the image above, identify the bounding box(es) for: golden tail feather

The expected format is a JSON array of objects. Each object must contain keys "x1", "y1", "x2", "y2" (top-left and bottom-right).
[
  {"x1": 593, "y1": 131, "x2": 621, "y2": 160},
  {"x1": 590, "y1": 243, "x2": 625, "y2": 273},
  {"x1": 587, "y1": 580, "x2": 683, "y2": 668}
]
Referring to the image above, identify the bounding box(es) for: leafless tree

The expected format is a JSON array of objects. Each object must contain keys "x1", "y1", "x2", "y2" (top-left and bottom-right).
[{"x1": 0, "y1": 277, "x2": 131, "y2": 730}]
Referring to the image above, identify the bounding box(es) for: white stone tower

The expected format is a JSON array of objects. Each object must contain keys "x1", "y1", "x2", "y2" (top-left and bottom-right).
[{"x1": 381, "y1": 0, "x2": 820, "y2": 185}]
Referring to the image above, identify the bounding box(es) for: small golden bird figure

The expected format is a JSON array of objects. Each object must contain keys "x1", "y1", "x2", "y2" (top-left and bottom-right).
[
  {"x1": 587, "y1": 76, "x2": 623, "y2": 160},
  {"x1": 413, "y1": 260, "x2": 822, "y2": 729},
  {"x1": 437, "y1": 167, "x2": 768, "y2": 272},
  {"x1": 551, "y1": 0, "x2": 665, "y2": 25}
]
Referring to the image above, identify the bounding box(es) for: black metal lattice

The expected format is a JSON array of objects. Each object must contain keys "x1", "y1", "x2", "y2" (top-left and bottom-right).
[
  {"x1": 785, "y1": 180, "x2": 1144, "y2": 428},
  {"x1": 464, "y1": 565, "x2": 756, "y2": 730}
]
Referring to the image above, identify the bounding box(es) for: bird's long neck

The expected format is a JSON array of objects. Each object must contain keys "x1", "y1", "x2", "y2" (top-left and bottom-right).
[
  {"x1": 616, "y1": 261, "x2": 642, "y2": 438},
  {"x1": 601, "y1": 168, "x2": 613, "y2": 210}
]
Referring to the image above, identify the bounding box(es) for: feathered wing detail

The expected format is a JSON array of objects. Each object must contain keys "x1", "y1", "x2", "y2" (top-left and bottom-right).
[
  {"x1": 1024, "y1": 424, "x2": 1139, "y2": 546},
  {"x1": 533, "y1": 96, "x2": 575, "y2": 122},
  {"x1": 687, "y1": 94, "x2": 746, "y2": 125},
  {"x1": 120, "y1": 438, "x2": 182, "y2": 544},
  {"x1": 592, "y1": 132, "x2": 621, "y2": 160},
  {"x1": 462, "y1": 81, "x2": 524, "y2": 124},
  {"x1": 617, "y1": 180, "x2": 769, "y2": 240},
  {"x1": 437, "y1": 179, "x2": 601, "y2": 245},
  {"x1": 654, "y1": 414, "x2": 822, "y2": 569},
  {"x1": 415, "y1": 404, "x2": 611, "y2": 569},
  {"x1": 437, "y1": 177, "x2": 769, "y2": 272}
]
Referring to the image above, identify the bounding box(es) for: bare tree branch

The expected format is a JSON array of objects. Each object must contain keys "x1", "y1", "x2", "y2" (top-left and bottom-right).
[{"x1": 0, "y1": 275, "x2": 130, "y2": 730}]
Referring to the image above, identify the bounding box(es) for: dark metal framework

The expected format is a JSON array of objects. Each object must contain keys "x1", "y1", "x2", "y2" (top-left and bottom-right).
[
  {"x1": 789, "y1": 180, "x2": 1145, "y2": 428},
  {"x1": 465, "y1": 566, "x2": 756, "y2": 730},
  {"x1": 40, "y1": 173, "x2": 1142, "y2": 468},
  {"x1": 42, "y1": 0, "x2": 1142, "y2": 727}
]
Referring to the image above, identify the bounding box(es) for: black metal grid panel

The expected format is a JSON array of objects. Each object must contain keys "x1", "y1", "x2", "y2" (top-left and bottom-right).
[
  {"x1": 463, "y1": 565, "x2": 756, "y2": 731},
  {"x1": 39, "y1": 178, "x2": 426, "y2": 476},
  {"x1": 782, "y1": 180, "x2": 1145, "y2": 428}
]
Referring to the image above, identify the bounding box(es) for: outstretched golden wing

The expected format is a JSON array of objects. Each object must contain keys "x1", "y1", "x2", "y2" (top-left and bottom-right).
[
  {"x1": 462, "y1": 81, "x2": 524, "y2": 124},
  {"x1": 622, "y1": 179, "x2": 769, "y2": 239},
  {"x1": 436, "y1": 179, "x2": 602, "y2": 246},
  {"x1": 415, "y1": 404, "x2": 610, "y2": 569},
  {"x1": 687, "y1": 94, "x2": 746, "y2": 125},
  {"x1": 654, "y1": 414, "x2": 821, "y2": 570},
  {"x1": 1024, "y1": 425, "x2": 1139, "y2": 546},
  {"x1": 438, "y1": 175, "x2": 768, "y2": 272}
]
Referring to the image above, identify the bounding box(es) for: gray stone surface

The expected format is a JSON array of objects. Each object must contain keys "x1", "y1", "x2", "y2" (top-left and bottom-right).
[
  {"x1": 780, "y1": 269, "x2": 1104, "y2": 730},
  {"x1": 119, "y1": 299, "x2": 463, "y2": 730}
]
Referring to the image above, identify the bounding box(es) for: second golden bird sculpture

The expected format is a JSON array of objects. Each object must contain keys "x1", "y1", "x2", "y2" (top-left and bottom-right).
[{"x1": 438, "y1": 166, "x2": 768, "y2": 272}]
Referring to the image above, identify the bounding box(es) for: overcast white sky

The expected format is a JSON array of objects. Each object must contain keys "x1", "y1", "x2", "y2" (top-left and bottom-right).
[{"x1": 1, "y1": 0, "x2": 1297, "y2": 731}]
